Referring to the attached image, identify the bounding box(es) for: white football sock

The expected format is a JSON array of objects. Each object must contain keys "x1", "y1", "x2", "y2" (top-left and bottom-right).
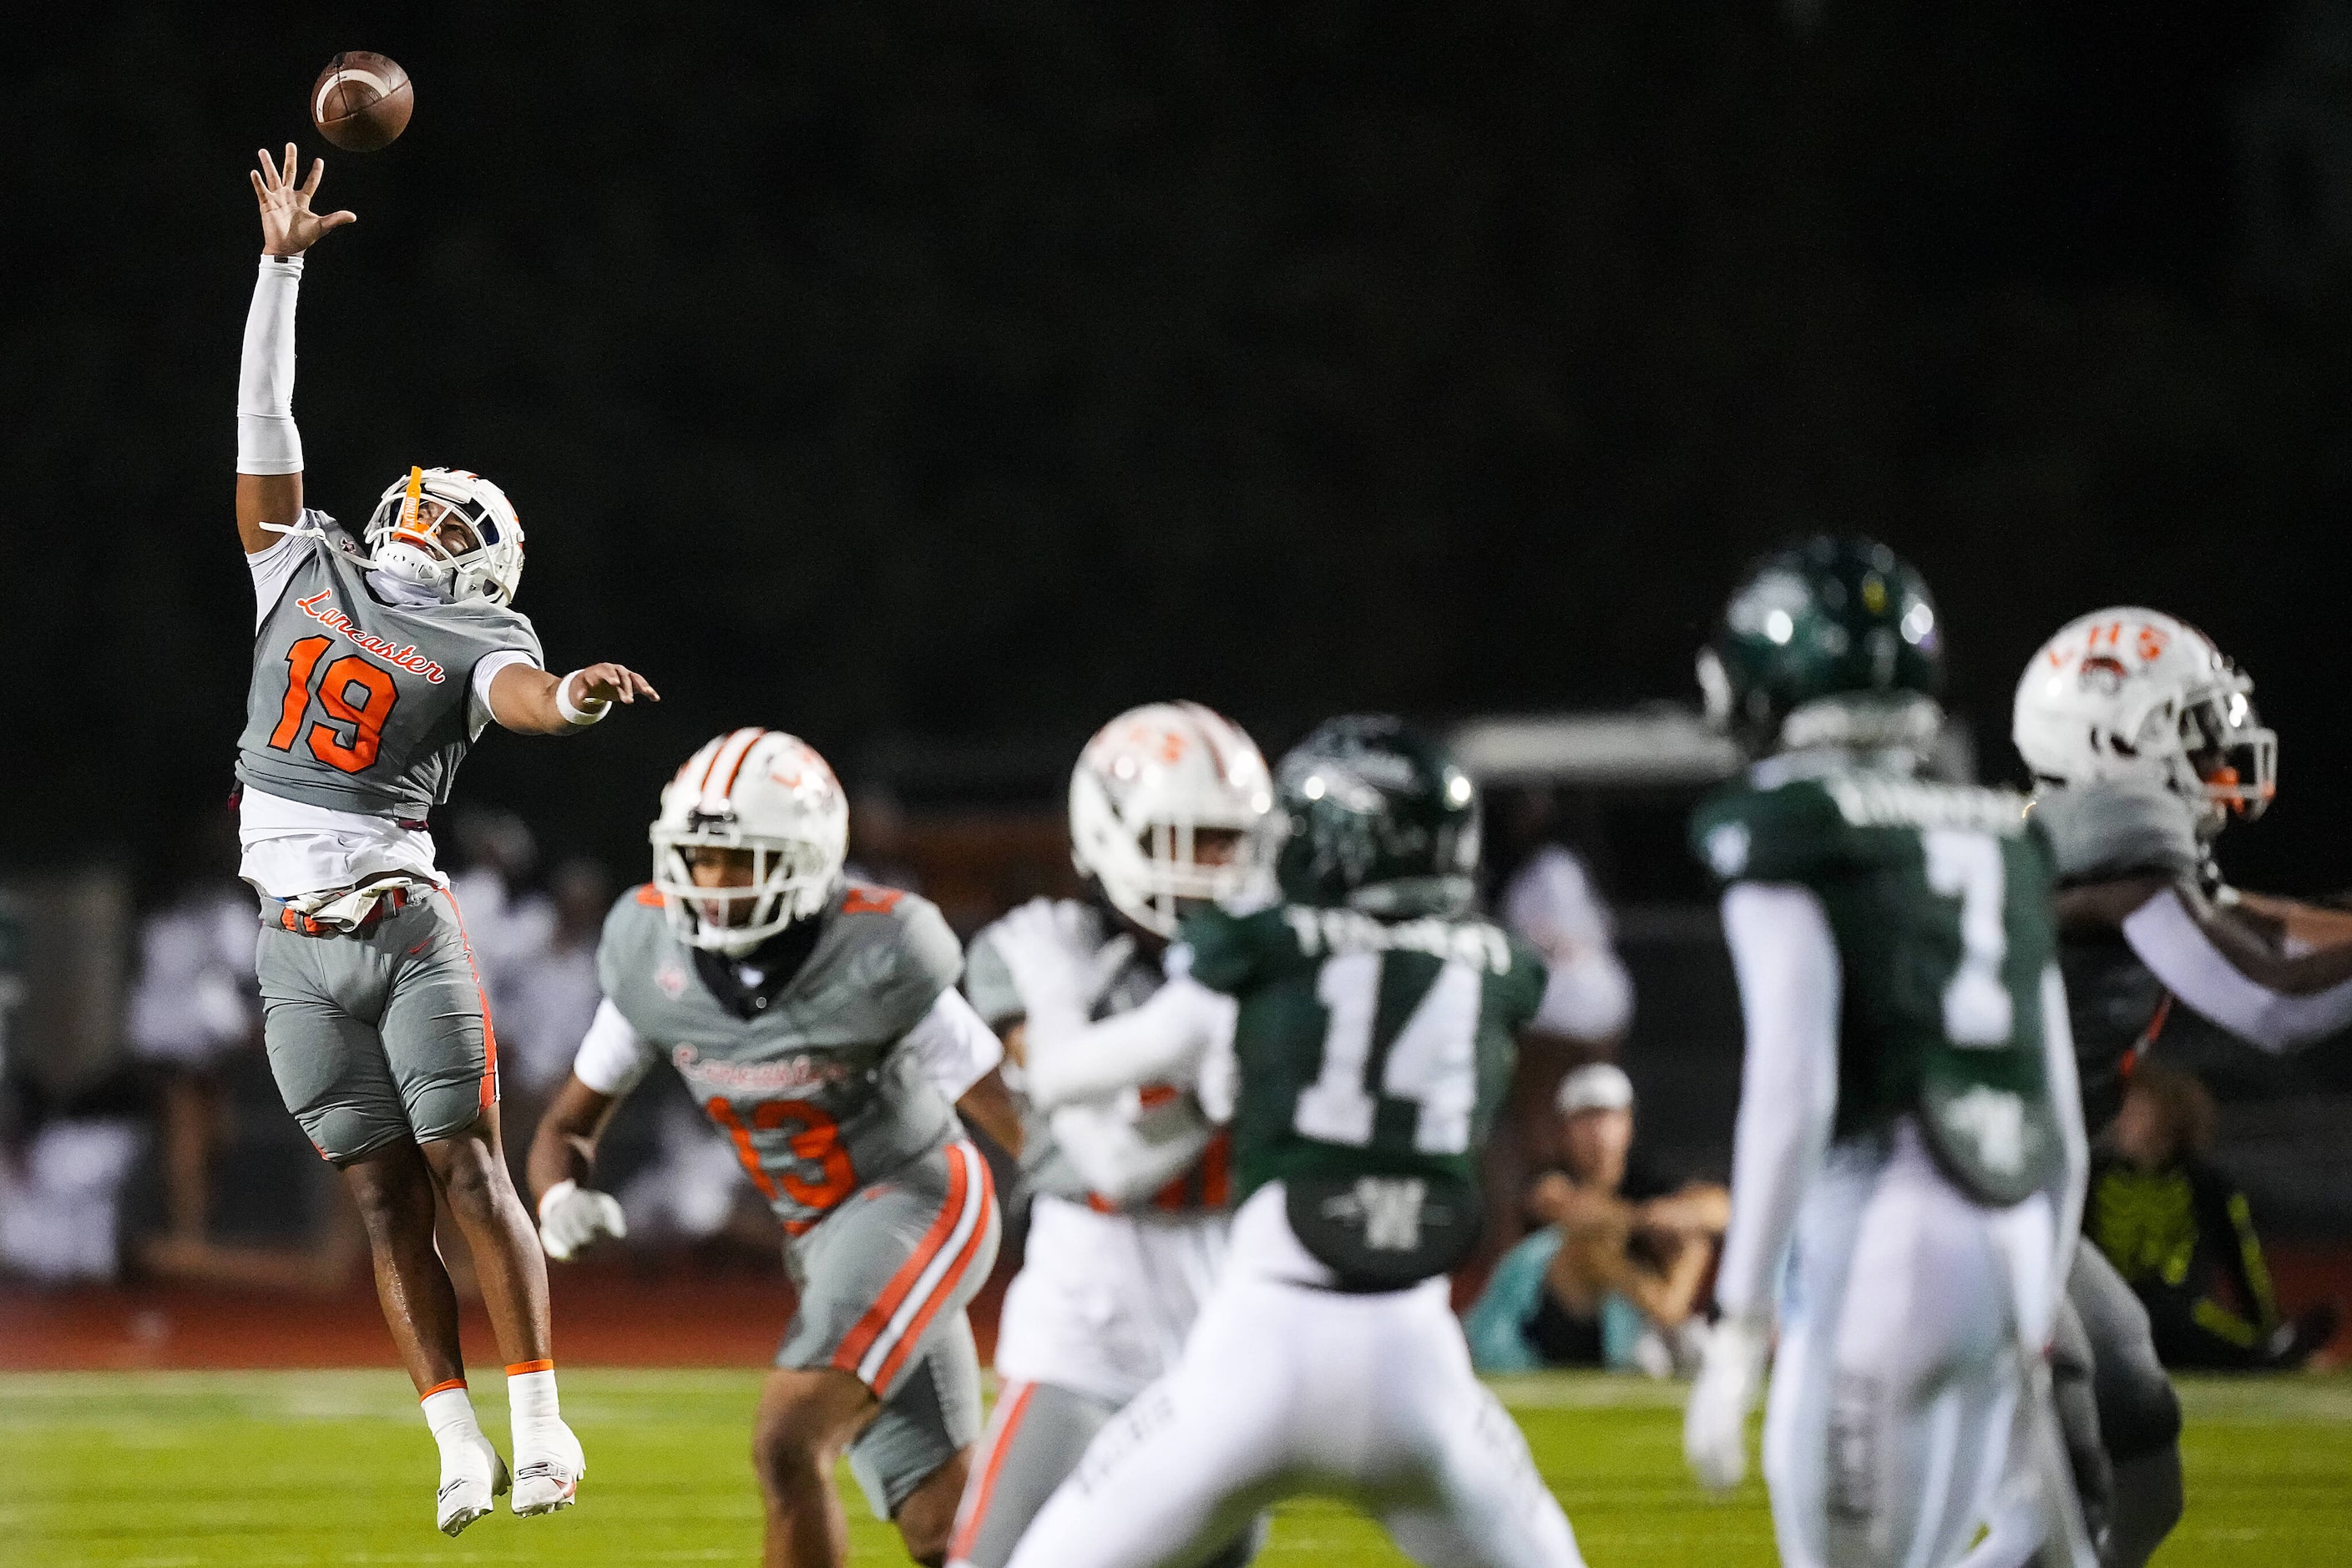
[
  {"x1": 422, "y1": 1382, "x2": 488, "y2": 1454},
  {"x1": 507, "y1": 1363, "x2": 564, "y2": 1445}
]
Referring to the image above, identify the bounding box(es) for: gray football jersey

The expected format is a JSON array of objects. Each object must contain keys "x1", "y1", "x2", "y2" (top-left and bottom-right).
[
  {"x1": 965, "y1": 900, "x2": 1231, "y2": 1212},
  {"x1": 599, "y1": 880, "x2": 965, "y2": 1234},
  {"x1": 236, "y1": 517, "x2": 542, "y2": 819},
  {"x1": 2033, "y1": 779, "x2": 2204, "y2": 886}
]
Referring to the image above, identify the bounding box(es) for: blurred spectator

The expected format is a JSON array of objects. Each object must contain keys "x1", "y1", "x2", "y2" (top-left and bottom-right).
[
  {"x1": 1465, "y1": 1065, "x2": 1727, "y2": 1375},
  {"x1": 124, "y1": 867, "x2": 260, "y2": 1252},
  {"x1": 1475, "y1": 791, "x2": 1636, "y2": 1275},
  {"x1": 2086, "y1": 1062, "x2": 2338, "y2": 1370},
  {"x1": 448, "y1": 806, "x2": 554, "y2": 982},
  {"x1": 495, "y1": 859, "x2": 613, "y2": 1099},
  {"x1": 1502, "y1": 845, "x2": 1633, "y2": 1046},
  {"x1": 844, "y1": 786, "x2": 924, "y2": 893},
  {"x1": 0, "y1": 1115, "x2": 143, "y2": 1282}
]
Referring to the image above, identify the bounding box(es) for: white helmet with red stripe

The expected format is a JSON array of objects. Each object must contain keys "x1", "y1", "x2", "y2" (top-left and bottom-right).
[
  {"x1": 651, "y1": 729, "x2": 849, "y2": 955},
  {"x1": 1070, "y1": 701, "x2": 1274, "y2": 938},
  {"x1": 2014, "y1": 608, "x2": 2277, "y2": 831}
]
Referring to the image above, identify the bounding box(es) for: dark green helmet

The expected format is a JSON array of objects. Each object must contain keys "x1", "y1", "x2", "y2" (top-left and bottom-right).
[
  {"x1": 1272, "y1": 716, "x2": 1481, "y2": 918},
  {"x1": 1698, "y1": 535, "x2": 1945, "y2": 755}
]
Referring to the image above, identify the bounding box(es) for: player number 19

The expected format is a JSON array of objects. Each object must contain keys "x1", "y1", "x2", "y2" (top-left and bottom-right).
[{"x1": 1294, "y1": 951, "x2": 1482, "y2": 1155}]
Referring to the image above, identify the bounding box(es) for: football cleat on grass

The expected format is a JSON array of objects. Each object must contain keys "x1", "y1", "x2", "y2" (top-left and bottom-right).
[
  {"x1": 510, "y1": 1419, "x2": 585, "y2": 1517},
  {"x1": 436, "y1": 1436, "x2": 510, "y2": 1537}
]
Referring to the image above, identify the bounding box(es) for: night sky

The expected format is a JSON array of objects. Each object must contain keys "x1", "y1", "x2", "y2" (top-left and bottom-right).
[{"x1": 3, "y1": 2, "x2": 2335, "y2": 896}]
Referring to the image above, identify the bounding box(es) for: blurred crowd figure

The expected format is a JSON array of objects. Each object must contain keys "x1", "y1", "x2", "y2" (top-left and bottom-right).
[
  {"x1": 2086, "y1": 1061, "x2": 2336, "y2": 1370},
  {"x1": 1465, "y1": 1063, "x2": 1728, "y2": 1374},
  {"x1": 1471, "y1": 790, "x2": 1638, "y2": 1277}
]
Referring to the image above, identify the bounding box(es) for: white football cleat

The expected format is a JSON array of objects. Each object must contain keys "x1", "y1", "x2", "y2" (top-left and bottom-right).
[
  {"x1": 437, "y1": 1434, "x2": 510, "y2": 1537},
  {"x1": 510, "y1": 1419, "x2": 585, "y2": 1517}
]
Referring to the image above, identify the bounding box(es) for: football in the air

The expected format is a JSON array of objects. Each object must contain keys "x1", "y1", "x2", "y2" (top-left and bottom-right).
[{"x1": 311, "y1": 52, "x2": 413, "y2": 153}]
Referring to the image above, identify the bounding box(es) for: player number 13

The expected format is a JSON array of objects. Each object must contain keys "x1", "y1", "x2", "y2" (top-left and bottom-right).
[{"x1": 1294, "y1": 951, "x2": 1481, "y2": 1155}]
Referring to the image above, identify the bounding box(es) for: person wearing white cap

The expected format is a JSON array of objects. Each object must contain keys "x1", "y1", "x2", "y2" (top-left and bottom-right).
[{"x1": 1463, "y1": 1063, "x2": 1727, "y2": 1373}]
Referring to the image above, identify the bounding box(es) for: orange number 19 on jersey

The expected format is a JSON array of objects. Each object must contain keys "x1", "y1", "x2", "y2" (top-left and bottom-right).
[{"x1": 268, "y1": 634, "x2": 401, "y2": 774}]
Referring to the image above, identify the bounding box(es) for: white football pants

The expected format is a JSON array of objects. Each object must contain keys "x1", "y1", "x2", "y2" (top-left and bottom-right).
[
  {"x1": 1004, "y1": 1185, "x2": 1584, "y2": 1568},
  {"x1": 1764, "y1": 1122, "x2": 2056, "y2": 1568}
]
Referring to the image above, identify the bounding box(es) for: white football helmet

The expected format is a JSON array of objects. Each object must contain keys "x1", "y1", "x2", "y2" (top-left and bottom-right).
[
  {"x1": 650, "y1": 729, "x2": 849, "y2": 956},
  {"x1": 2014, "y1": 608, "x2": 2276, "y2": 828},
  {"x1": 1070, "y1": 701, "x2": 1274, "y2": 938},
  {"x1": 363, "y1": 466, "x2": 527, "y2": 605}
]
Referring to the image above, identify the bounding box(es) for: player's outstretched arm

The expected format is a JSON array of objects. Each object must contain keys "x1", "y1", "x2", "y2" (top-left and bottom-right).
[
  {"x1": 235, "y1": 144, "x2": 355, "y2": 554},
  {"x1": 527, "y1": 1073, "x2": 630, "y2": 1262},
  {"x1": 2065, "y1": 876, "x2": 2352, "y2": 1050},
  {"x1": 488, "y1": 661, "x2": 660, "y2": 736}
]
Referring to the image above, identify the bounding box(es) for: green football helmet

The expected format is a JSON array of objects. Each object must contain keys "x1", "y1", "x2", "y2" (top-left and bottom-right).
[
  {"x1": 1697, "y1": 535, "x2": 1945, "y2": 755},
  {"x1": 1272, "y1": 716, "x2": 1481, "y2": 918}
]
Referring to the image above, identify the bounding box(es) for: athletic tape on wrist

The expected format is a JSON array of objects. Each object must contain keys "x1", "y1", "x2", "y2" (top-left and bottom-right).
[{"x1": 555, "y1": 672, "x2": 612, "y2": 727}]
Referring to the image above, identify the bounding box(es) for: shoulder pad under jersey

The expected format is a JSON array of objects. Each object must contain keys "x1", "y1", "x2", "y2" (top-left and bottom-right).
[
  {"x1": 1690, "y1": 770, "x2": 1850, "y2": 886},
  {"x1": 596, "y1": 886, "x2": 671, "y2": 1008},
  {"x1": 832, "y1": 882, "x2": 964, "y2": 1028},
  {"x1": 1179, "y1": 903, "x2": 1294, "y2": 996},
  {"x1": 2031, "y1": 781, "x2": 2203, "y2": 886}
]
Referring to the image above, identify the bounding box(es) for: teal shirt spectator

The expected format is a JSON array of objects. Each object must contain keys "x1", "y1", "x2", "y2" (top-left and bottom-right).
[{"x1": 1463, "y1": 1229, "x2": 1651, "y2": 1373}]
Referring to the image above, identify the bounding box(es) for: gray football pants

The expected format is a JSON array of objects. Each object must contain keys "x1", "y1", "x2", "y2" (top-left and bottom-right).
[
  {"x1": 1956, "y1": 1245, "x2": 2183, "y2": 1568},
  {"x1": 948, "y1": 1380, "x2": 1260, "y2": 1568},
  {"x1": 2069, "y1": 1246, "x2": 2183, "y2": 1568},
  {"x1": 255, "y1": 889, "x2": 493, "y2": 1162},
  {"x1": 780, "y1": 1141, "x2": 1001, "y2": 1519}
]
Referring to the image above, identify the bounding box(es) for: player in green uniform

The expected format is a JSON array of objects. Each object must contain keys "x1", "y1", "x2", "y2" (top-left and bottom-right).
[
  {"x1": 994, "y1": 716, "x2": 1585, "y2": 1568},
  {"x1": 1680, "y1": 539, "x2": 2093, "y2": 1568}
]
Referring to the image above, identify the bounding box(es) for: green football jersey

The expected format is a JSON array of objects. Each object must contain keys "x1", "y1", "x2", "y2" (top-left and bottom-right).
[
  {"x1": 1691, "y1": 756, "x2": 2064, "y2": 1205},
  {"x1": 1182, "y1": 902, "x2": 1545, "y2": 1284}
]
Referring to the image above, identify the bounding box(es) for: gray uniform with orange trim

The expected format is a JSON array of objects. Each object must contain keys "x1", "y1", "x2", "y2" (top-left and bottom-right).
[
  {"x1": 598, "y1": 880, "x2": 1002, "y2": 1516},
  {"x1": 244, "y1": 521, "x2": 540, "y2": 1164},
  {"x1": 237, "y1": 521, "x2": 540, "y2": 818}
]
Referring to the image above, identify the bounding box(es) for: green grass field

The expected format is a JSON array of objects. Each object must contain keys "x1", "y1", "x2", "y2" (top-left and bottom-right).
[{"x1": 3, "y1": 1368, "x2": 2347, "y2": 1565}]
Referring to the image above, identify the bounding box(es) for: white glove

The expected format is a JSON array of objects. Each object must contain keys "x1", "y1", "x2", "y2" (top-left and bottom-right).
[
  {"x1": 1684, "y1": 1315, "x2": 1770, "y2": 1495},
  {"x1": 537, "y1": 1179, "x2": 627, "y2": 1262},
  {"x1": 990, "y1": 898, "x2": 1100, "y2": 1019}
]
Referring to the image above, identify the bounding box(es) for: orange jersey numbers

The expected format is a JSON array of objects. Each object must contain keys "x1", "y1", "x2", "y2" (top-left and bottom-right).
[
  {"x1": 706, "y1": 1096, "x2": 857, "y2": 1218},
  {"x1": 267, "y1": 636, "x2": 402, "y2": 775}
]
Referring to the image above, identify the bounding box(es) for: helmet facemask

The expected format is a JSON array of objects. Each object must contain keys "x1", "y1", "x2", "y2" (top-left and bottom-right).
[
  {"x1": 2171, "y1": 677, "x2": 2276, "y2": 825},
  {"x1": 651, "y1": 818, "x2": 839, "y2": 958},
  {"x1": 363, "y1": 467, "x2": 526, "y2": 604}
]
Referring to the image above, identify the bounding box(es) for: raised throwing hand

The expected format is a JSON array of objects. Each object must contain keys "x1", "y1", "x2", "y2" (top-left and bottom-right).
[{"x1": 250, "y1": 143, "x2": 356, "y2": 256}]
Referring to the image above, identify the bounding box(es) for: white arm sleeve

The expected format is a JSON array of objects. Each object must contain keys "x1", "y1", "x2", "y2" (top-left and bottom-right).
[
  {"x1": 1048, "y1": 1099, "x2": 1217, "y2": 1206},
  {"x1": 468, "y1": 650, "x2": 541, "y2": 740},
  {"x1": 902, "y1": 987, "x2": 1004, "y2": 1103},
  {"x1": 237, "y1": 255, "x2": 305, "y2": 475},
  {"x1": 572, "y1": 996, "x2": 658, "y2": 1097},
  {"x1": 1024, "y1": 976, "x2": 1238, "y2": 1113},
  {"x1": 1713, "y1": 883, "x2": 1843, "y2": 1323},
  {"x1": 2123, "y1": 888, "x2": 2352, "y2": 1052}
]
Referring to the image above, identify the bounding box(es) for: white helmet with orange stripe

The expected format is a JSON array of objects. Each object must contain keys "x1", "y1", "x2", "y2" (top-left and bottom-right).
[
  {"x1": 2014, "y1": 608, "x2": 2277, "y2": 832},
  {"x1": 362, "y1": 466, "x2": 528, "y2": 605},
  {"x1": 1070, "y1": 701, "x2": 1275, "y2": 939},
  {"x1": 651, "y1": 729, "x2": 849, "y2": 955}
]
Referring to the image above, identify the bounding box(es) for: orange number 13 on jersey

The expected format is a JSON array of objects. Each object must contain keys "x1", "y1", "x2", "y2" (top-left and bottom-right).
[{"x1": 268, "y1": 634, "x2": 400, "y2": 774}]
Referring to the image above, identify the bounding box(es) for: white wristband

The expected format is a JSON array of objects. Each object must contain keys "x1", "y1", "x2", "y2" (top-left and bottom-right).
[{"x1": 554, "y1": 671, "x2": 612, "y2": 726}]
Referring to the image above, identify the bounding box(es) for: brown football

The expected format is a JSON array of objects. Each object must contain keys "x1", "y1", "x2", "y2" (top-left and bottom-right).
[{"x1": 311, "y1": 52, "x2": 413, "y2": 153}]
